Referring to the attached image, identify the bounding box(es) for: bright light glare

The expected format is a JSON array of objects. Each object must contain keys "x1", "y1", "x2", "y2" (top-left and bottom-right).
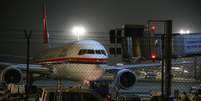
[
  {"x1": 72, "y1": 26, "x2": 86, "y2": 40},
  {"x1": 179, "y1": 29, "x2": 185, "y2": 34},
  {"x1": 186, "y1": 30, "x2": 190, "y2": 34},
  {"x1": 172, "y1": 67, "x2": 181, "y2": 70},
  {"x1": 184, "y1": 70, "x2": 189, "y2": 73},
  {"x1": 179, "y1": 29, "x2": 190, "y2": 34},
  {"x1": 72, "y1": 26, "x2": 86, "y2": 36}
]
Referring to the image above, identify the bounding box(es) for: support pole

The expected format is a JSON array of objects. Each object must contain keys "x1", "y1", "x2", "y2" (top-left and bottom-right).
[
  {"x1": 147, "y1": 20, "x2": 173, "y2": 98},
  {"x1": 193, "y1": 57, "x2": 197, "y2": 80},
  {"x1": 24, "y1": 30, "x2": 32, "y2": 101},
  {"x1": 164, "y1": 20, "x2": 172, "y2": 97},
  {"x1": 161, "y1": 34, "x2": 165, "y2": 97}
]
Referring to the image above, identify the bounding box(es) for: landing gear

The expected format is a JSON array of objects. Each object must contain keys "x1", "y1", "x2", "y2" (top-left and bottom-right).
[{"x1": 56, "y1": 80, "x2": 64, "y2": 101}]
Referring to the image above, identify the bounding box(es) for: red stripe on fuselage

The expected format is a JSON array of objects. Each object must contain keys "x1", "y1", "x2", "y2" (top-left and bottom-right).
[{"x1": 33, "y1": 57, "x2": 109, "y2": 64}]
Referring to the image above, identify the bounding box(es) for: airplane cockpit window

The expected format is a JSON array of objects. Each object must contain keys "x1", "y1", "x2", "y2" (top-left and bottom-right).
[
  {"x1": 78, "y1": 49, "x2": 95, "y2": 55},
  {"x1": 96, "y1": 50, "x2": 106, "y2": 55},
  {"x1": 95, "y1": 50, "x2": 102, "y2": 54},
  {"x1": 102, "y1": 50, "x2": 106, "y2": 55},
  {"x1": 87, "y1": 50, "x2": 95, "y2": 54},
  {"x1": 78, "y1": 49, "x2": 87, "y2": 55},
  {"x1": 78, "y1": 49, "x2": 107, "y2": 55},
  {"x1": 100, "y1": 50, "x2": 106, "y2": 55}
]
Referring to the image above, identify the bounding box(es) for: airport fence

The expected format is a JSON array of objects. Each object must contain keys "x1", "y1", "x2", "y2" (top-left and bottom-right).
[
  {"x1": 128, "y1": 34, "x2": 201, "y2": 96},
  {"x1": 133, "y1": 57, "x2": 201, "y2": 94},
  {"x1": 1, "y1": 29, "x2": 201, "y2": 97}
]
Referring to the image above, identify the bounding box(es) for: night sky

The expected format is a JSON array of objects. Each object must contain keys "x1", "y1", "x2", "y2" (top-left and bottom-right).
[
  {"x1": 0, "y1": 0, "x2": 201, "y2": 32},
  {"x1": 0, "y1": 0, "x2": 201, "y2": 60}
]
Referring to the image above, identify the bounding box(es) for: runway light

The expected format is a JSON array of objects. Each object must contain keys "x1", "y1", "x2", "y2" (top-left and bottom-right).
[{"x1": 72, "y1": 26, "x2": 86, "y2": 40}]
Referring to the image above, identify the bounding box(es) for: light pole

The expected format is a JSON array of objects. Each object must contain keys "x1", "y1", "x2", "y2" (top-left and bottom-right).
[
  {"x1": 148, "y1": 20, "x2": 173, "y2": 98},
  {"x1": 72, "y1": 26, "x2": 86, "y2": 40},
  {"x1": 24, "y1": 30, "x2": 32, "y2": 101}
]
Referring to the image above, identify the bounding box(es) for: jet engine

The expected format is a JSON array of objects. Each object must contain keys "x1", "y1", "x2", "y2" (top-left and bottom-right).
[
  {"x1": 115, "y1": 69, "x2": 136, "y2": 89},
  {"x1": 1, "y1": 67, "x2": 23, "y2": 84}
]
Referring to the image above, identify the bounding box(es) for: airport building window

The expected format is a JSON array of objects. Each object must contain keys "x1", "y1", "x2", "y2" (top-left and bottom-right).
[
  {"x1": 109, "y1": 30, "x2": 116, "y2": 43},
  {"x1": 116, "y1": 48, "x2": 122, "y2": 54},
  {"x1": 117, "y1": 30, "x2": 122, "y2": 43},
  {"x1": 109, "y1": 48, "x2": 116, "y2": 55}
]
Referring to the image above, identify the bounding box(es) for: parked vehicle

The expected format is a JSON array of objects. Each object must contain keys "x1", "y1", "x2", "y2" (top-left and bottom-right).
[
  {"x1": 35, "y1": 87, "x2": 108, "y2": 101},
  {"x1": 145, "y1": 72, "x2": 157, "y2": 80},
  {"x1": 0, "y1": 81, "x2": 9, "y2": 101}
]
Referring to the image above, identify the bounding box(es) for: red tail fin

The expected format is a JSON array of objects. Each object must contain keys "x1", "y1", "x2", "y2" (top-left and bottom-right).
[{"x1": 43, "y1": 0, "x2": 48, "y2": 44}]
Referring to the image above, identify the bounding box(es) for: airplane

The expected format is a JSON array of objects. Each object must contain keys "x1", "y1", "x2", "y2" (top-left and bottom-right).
[{"x1": 0, "y1": 39, "x2": 138, "y2": 90}]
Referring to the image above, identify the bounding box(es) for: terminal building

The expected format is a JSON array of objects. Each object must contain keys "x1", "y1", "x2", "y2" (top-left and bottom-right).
[
  {"x1": 1, "y1": 24, "x2": 201, "y2": 65},
  {"x1": 107, "y1": 24, "x2": 201, "y2": 64}
]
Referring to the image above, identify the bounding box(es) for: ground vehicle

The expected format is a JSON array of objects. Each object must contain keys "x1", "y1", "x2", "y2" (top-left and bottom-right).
[
  {"x1": 118, "y1": 95, "x2": 141, "y2": 101},
  {"x1": 145, "y1": 72, "x2": 157, "y2": 80},
  {"x1": 7, "y1": 84, "x2": 25, "y2": 94},
  {"x1": 36, "y1": 87, "x2": 108, "y2": 101},
  {"x1": 0, "y1": 81, "x2": 9, "y2": 100}
]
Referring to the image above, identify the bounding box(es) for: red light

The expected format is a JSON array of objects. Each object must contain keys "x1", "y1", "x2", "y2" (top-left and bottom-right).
[
  {"x1": 151, "y1": 53, "x2": 156, "y2": 62},
  {"x1": 151, "y1": 26, "x2": 156, "y2": 31},
  {"x1": 106, "y1": 95, "x2": 112, "y2": 101},
  {"x1": 151, "y1": 54, "x2": 156, "y2": 59},
  {"x1": 149, "y1": 22, "x2": 157, "y2": 33}
]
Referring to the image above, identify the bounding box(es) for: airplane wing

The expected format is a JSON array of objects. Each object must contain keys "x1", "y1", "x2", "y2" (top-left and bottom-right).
[
  {"x1": 0, "y1": 62, "x2": 51, "y2": 74},
  {"x1": 1, "y1": 60, "x2": 193, "y2": 76},
  {"x1": 103, "y1": 60, "x2": 193, "y2": 73},
  {"x1": 0, "y1": 61, "x2": 53, "y2": 84},
  {"x1": 99, "y1": 60, "x2": 194, "y2": 89}
]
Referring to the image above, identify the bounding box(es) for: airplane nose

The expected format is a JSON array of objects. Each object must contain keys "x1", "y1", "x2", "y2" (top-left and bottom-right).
[{"x1": 88, "y1": 65, "x2": 104, "y2": 81}]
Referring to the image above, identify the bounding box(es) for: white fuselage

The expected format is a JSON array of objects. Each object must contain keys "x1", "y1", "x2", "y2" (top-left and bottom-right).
[
  {"x1": 35, "y1": 40, "x2": 108, "y2": 82},
  {"x1": 50, "y1": 63, "x2": 105, "y2": 81}
]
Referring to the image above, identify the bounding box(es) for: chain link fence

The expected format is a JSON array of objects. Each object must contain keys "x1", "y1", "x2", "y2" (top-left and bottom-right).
[
  {"x1": 1, "y1": 29, "x2": 201, "y2": 98},
  {"x1": 117, "y1": 34, "x2": 201, "y2": 97},
  {"x1": 130, "y1": 57, "x2": 201, "y2": 94}
]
